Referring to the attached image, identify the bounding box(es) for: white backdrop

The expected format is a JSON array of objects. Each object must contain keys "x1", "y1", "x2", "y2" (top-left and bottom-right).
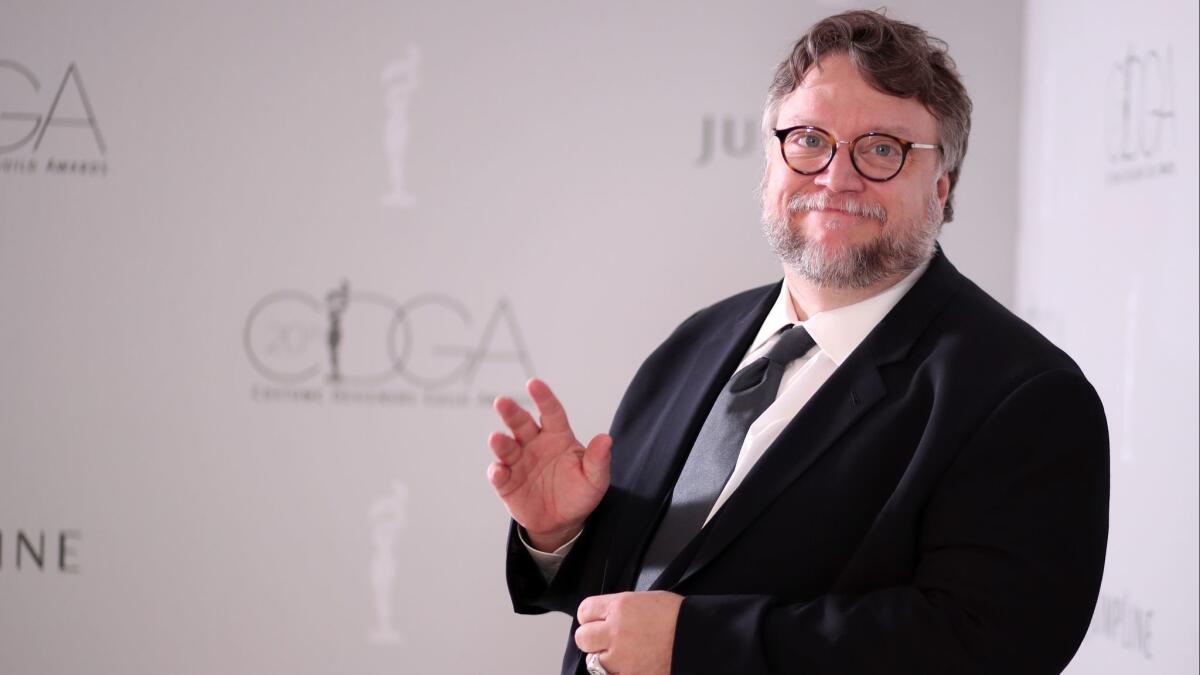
[
  {"x1": 1019, "y1": 1, "x2": 1200, "y2": 673},
  {"x1": 0, "y1": 1, "x2": 1194, "y2": 674}
]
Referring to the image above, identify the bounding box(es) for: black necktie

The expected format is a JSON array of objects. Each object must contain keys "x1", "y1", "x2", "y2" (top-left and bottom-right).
[{"x1": 634, "y1": 324, "x2": 817, "y2": 591}]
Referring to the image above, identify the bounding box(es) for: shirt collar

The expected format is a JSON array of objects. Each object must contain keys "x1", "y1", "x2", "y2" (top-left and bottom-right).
[{"x1": 748, "y1": 260, "x2": 930, "y2": 367}]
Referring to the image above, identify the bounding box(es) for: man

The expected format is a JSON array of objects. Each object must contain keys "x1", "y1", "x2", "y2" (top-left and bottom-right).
[{"x1": 487, "y1": 10, "x2": 1108, "y2": 675}]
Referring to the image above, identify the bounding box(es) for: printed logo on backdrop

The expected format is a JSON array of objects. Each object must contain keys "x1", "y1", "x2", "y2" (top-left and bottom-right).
[
  {"x1": 1087, "y1": 591, "x2": 1155, "y2": 660},
  {"x1": 695, "y1": 115, "x2": 759, "y2": 166},
  {"x1": 0, "y1": 60, "x2": 107, "y2": 177},
  {"x1": 0, "y1": 529, "x2": 82, "y2": 573},
  {"x1": 1104, "y1": 45, "x2": 1176, "y2": 184},
  {"x1": 367, "y1": 480, "x2": 408, "y2": 644},
  {"x1": 244, "y1": 280, "x2": 536, "y2": 407},
  {"x1": 381, "y1": 46, "x2": 420, "y2": 209}
]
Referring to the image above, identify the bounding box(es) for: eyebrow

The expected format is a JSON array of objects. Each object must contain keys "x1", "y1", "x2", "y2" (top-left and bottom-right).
[
  {"x1": 872, "y1": 124, "x2": 918, "y2": 139},
  {"x1": 780, "y1": 120, "x2": 919, "y2": 139}
]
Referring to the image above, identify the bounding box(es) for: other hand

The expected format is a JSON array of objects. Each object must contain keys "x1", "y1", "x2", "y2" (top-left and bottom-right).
[{"x1": 574, "y1": 591, "x2": 684, "y2": 675}]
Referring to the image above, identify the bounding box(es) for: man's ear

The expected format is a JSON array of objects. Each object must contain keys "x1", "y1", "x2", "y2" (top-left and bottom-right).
[{"x1": 935, "y1": 171, "x2": 951, "y2": 209}]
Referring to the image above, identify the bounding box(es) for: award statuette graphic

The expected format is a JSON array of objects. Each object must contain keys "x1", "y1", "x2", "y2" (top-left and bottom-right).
[
  {"x1": 367, "y1": 480, "x2": 409, "y2": 644},
  {"x1": 380, "y1": 46, "x2": 420, "y2": 209},
  {"x1": 326, "y1": 280, "x2": 350, "y2": 382}
]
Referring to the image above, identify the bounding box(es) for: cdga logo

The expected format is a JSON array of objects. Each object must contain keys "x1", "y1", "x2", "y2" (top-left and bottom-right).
[
  {"x1": 0, "y1": 60, "x2": 107, "y2": 176},
  {"x1": 244, "y1": 281, "x2": 536, "y2": 395},
  {"x1": 1103, "y1": 45, "x2": 1176, "y2": 182}
]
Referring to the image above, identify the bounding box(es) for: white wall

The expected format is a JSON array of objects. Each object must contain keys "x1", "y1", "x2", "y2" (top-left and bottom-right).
[{"x1": 1018, "y1": 1, "x2": 1200, "y2": 672}]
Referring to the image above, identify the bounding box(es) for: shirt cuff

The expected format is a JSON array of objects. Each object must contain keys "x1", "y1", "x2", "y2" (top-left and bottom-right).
[{"x1": 517, "y1": 526, "x2": 582, "y2": 584}]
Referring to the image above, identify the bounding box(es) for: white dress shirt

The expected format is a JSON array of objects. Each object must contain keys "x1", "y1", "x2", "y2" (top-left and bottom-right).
[{"x1": 523, "y1": 262, "x2": 930, "y2": 581}]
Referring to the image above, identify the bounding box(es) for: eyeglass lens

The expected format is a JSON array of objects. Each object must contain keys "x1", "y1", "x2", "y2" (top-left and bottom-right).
[{"x1": 782, "y1": 129, "x2": 906, "y2": 180}]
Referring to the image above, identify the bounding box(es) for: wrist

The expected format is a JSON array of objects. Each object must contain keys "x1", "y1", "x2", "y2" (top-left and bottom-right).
[{"x1": 525, "y1": 522, "x2": 583, "y2": 553}]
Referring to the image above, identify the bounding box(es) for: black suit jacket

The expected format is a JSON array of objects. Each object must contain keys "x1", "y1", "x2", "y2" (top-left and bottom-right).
[{"x1": 506, "y1": 249, "x2": 1109, "y2": 674}]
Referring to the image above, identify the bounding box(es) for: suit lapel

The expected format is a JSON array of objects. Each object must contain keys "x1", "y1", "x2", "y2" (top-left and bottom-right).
[
  {"x1": 605, "y1": 284, "x2": 779, "y2": 591},
  {"x1": 665, "y1": 248, "x2": 964, "y2": 589}
]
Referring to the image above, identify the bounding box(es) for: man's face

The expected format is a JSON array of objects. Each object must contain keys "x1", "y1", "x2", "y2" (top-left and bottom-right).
[{"x1": 761, "y1": 53, "x2": 950, "y2": 289}]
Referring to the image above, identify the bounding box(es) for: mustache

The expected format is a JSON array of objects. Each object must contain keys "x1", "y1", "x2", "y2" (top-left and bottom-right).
[{"x1": 787, "y1": 192, "x2": 888, "y2": 223}]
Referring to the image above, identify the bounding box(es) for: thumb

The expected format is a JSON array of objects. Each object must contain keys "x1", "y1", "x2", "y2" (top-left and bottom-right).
[{"x1": 581, "y1": 433, "x2": 612, "y2": 489}]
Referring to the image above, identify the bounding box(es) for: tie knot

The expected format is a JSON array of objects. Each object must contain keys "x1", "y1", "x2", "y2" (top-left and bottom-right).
[
  {"x1": 726, "y1": 324, "x2": 817, "y2": 394},
  {"x1": 764, "y1": 325, "x2": 816, "y2": 365}
]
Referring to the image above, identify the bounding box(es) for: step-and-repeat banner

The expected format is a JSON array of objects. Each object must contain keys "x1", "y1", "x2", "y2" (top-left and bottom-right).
[
  {"x1": 1, "y1": 1, "x2": 1194, "y2": 673},
  {"x1": 1018, "y1": 1, "x2": 1199, "y2": 673}
]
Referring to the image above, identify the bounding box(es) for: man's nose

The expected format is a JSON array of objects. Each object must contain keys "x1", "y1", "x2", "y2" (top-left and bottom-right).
[{"x1": 813, "y1": 145, "x2": 865, "y2": 192}]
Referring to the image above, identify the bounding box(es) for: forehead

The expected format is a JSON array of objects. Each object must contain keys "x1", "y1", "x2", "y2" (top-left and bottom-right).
[{"x1": 776, "y1": 53, "x2": 937, "y2": 140}]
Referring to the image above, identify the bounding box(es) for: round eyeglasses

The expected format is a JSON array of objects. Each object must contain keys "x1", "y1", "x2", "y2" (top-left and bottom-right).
[{"x1": 772, "y1": 125, "x2": 941, "y2": 182}]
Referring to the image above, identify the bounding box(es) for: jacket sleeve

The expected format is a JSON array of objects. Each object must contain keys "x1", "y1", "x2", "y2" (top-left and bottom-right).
[
  {"x1": 671, "y1": 369, "x2": 1110, "y2": 675},
  {"x1": 506, "y1": 489, "x2": 622, "y2": 617}
]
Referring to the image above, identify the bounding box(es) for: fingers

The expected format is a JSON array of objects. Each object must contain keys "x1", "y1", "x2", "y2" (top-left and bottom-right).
[
  {"x1": 577, "y1": 593, "x2": 618, "y2": 624},
  {"x1": 488, "y1": 431, "x2": 521, "y2": 464},
  {"x1": 494, "y1": 379, "x2": 573, "y2": 442},
  {"x1": 576, "y1": 594, "x2": 616, "y2": 666},
  {"x1": 527, "y1": 378, "x2": 571, "y2": 433},
  {"x1": 574, "y1": 621, "x2": 610, "y2": 654},
  {"x1": 486, "y1": 461, "x2": 511, "y2": 491},
  {"x1": 493, "y1": 395, "x2": 539, "y2": 445},
  {"x1": 582, "y1": 433, "x2": 612, "y2": 488}
]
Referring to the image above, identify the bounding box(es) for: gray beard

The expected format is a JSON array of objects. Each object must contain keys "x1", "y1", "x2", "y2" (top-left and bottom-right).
[{"x1": 760, "y1": 191, "x2": 943, "y2": 290}]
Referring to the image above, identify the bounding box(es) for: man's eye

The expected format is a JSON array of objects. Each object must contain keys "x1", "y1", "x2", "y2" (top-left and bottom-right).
[
  {"x1": 871, "y1": 143, "x2": 895, "y2": 156},
  {"x1": 793, "y1": 134, "x2": 823, "y2": 148}
]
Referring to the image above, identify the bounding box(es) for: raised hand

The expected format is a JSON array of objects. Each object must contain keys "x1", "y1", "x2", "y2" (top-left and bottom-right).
[{"x1": 488, "y1": 379, "x2": 612, "y2": 552}]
